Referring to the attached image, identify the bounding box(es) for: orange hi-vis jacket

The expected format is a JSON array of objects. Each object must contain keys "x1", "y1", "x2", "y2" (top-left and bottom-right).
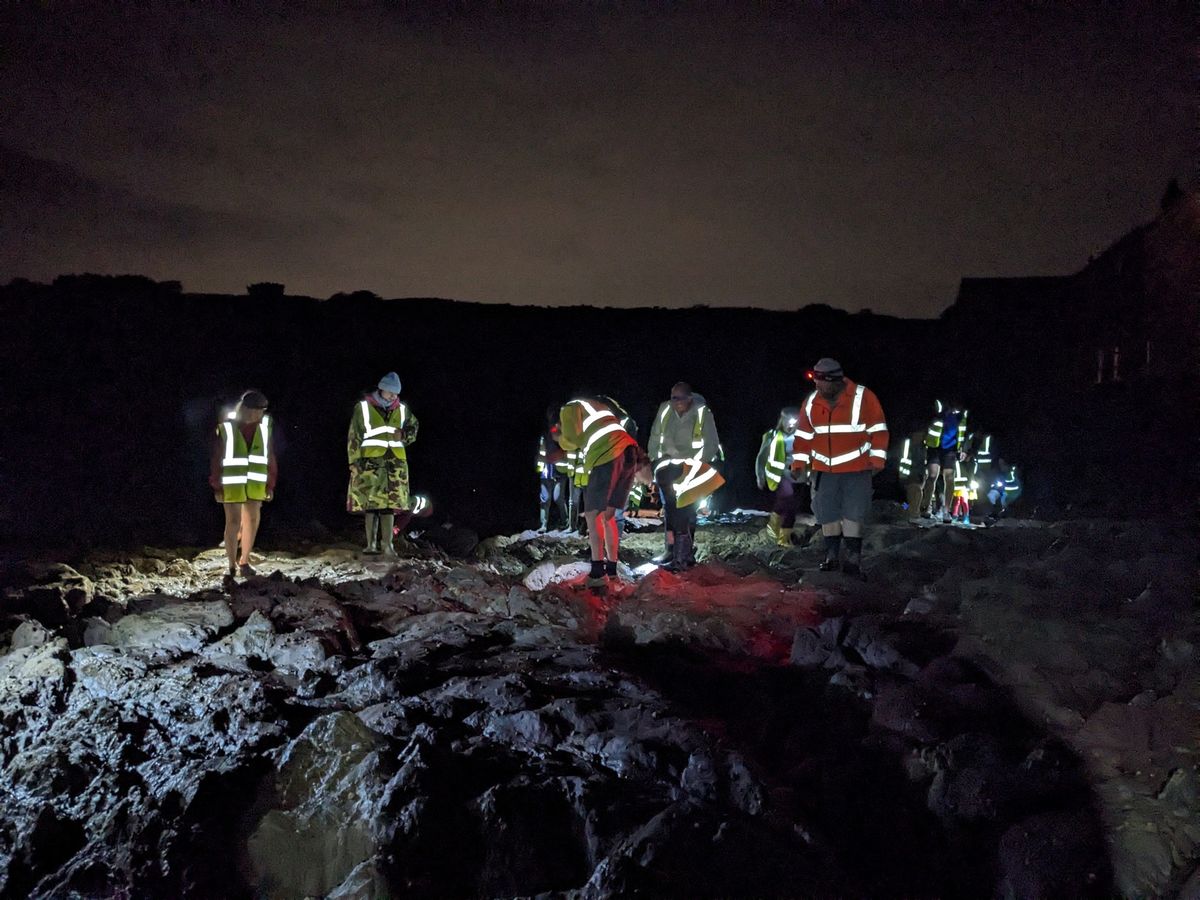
[{"x1": 793, "y1": 379, "x2": 889, "y2": 474}]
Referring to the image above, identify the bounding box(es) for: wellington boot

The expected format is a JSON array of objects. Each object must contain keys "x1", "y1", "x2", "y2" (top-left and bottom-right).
[
  {"x1": 776, "y1": 528, "x2": 793, "y2": 548},
  {"x1": 379, "y1": 513, "x2": 397, "y2": 557},
  {"x1": 765, "y1": 513, "x2": 783, "y2": 541},
  {"x1": 651, "y1": 531, "x2": 674, "y2": 566},
  {"x1": 664, "y1": 533, "x2": 693, "y2": 572},
  {"x1": 363, "y1": 512, "x2": 381, "y2": 554}
]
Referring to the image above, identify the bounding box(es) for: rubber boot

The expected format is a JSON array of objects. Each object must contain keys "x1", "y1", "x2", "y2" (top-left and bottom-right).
[
  {"x1": 379, "y1": 513, "x2": 397, "y2": 557},
  {"x1": 818, "y1": 534, "x2": 842, "y2": 571},
  {"x1": 843, "y1": 536, "x2": 863, "y2": 577},
  {"x1": 363, "y1": 512, "x2": 381, "y2": 554},
  {"x1": 666, "y1": 532, "x2": 692, "y2": 572},
  {"x1": 687, "y1": 523, "x2": 698, "y2": 565},
  {"x1": 765, "y1": 512, "x2": 783, "y2": 541},
  {"x1": 651, "y1": 531, "x2": 673, "y2": 565},
  {"x1": 777, "y1": 527, "x2": 793, "y2": 548}
]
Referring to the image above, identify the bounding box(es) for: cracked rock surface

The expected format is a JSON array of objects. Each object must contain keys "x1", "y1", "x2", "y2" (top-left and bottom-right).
[{"x1": 0, "y1": 508, "x2": 1195, "y2": 897}]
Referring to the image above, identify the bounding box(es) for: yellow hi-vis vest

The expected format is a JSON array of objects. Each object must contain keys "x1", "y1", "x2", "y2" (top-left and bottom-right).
[
  {"x1": 925, "y1": 399, "x2": 969, "y2": 451},
  {"x1": 219, "y1": 416, "x2": 271, "y2": 502},
  {"x1": 559, "y1": 399, "x2": 635, "y2": 487},
  {"x1": 655, "y1": 458, "x2": 726, "y2": 508},
  {"x1": 358, "y1": 400, "x2": 410, "y2": 460},
  {"x1": 899, "y1": 437, "x2": 914, "y2": 479},
  {"x1": 761, "y1": 429, "x2": 789, "y2": 491},
  {"x1": 972, "y1": 434, "x2": 993, "y2": 469},
  {"x1": 654, "y1": 403, "x2": 712, "y2": 461},
  {"x1": 952, "y1": 460, "x2": 978, "y2": 500}
]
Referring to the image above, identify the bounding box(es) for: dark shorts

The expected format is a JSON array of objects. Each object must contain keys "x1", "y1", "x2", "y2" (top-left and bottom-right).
[
  {"x1": 584, "y1": 446, "x2": 637, "y2": 512},
  {"x1": 931, "y1": 448, "x2": 958, "y2": 469},
  {"x1": 811, "y1": 470, "x2": 873, "y2": 524}
]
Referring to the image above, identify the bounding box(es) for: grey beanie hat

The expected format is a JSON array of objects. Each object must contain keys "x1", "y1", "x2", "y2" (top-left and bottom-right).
[
  {"x1": 377, "y1": 372, "x2": 402, "y2": 393},
  {"x1": 812, "y1": 357, "x2": 843, "y2": 376}
]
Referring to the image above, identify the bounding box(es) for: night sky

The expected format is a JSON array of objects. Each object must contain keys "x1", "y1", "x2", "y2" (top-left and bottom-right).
[{"x1": 1, "y1": 3, "x2": 1193, "y2": 316}]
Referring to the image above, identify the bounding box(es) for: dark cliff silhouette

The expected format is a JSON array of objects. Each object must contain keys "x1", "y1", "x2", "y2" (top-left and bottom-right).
[{"x1": 1, "y1": 187, "x2": 1195, "y2": 548}]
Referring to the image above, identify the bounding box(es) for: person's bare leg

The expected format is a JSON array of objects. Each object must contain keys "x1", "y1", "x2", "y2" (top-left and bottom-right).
[
  {"x1": 586, "y1": 510, "x2": 604, "y2": 561},
  {"x1": 920, "y1": 463, "x2": 940, "y2": 514},
  {"x1": 223, "y1": 503, "x2": 240, "y2": 574},
  {"x1": 942, "y1": 469, "x2": 954, "y2": 518},
  {"x1": 238, "y1": 500, "x2": 262, "y2": 566},
  {"x1": 602, "y1": 508, "x2": 621, "y2": 561}
]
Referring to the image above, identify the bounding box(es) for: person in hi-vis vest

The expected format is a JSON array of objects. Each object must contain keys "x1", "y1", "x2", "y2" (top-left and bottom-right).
[
  {"x1": 347, "y1": 371, "x2": 419, "y2": 557},
  {"x1": 210, "y1": 389, "x2": 276, "y2": 580}
]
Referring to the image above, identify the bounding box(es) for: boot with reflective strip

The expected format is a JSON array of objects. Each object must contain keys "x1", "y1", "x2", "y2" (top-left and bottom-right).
[{"x1": 765, "y1": 512, "x2": 783, "y2": 540}]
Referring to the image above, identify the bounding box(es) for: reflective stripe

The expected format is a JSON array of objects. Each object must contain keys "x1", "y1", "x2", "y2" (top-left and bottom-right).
[
  {"x1": 583, "y1": 422, "x2": 623, "y2": 455},
  {"x1": 222, "y1": 475, "x2": 248, "y2": 485},
  {"x1": 868, "y1": 449, "x2": 887, "y2": 460},
  {"x1": 246, "y1": 472, "x2": 269, "y2": 482},
  {"x1": 811, "y1": 441, "x2": 872, "y2": 467},
  {"x1": 247, "y1": 454, "x2": 269, "y2": 464},
  {"x1": 813, "y1": 423, "x2": 866, "y2": 434},
  {"x1": 866, "y1": 423, "x2": 887, "y2": 433},
  {"x1": 850, "y1": 384, "x2": 864, "y2": 425},
  {"x1": 676, "y1": 463, "x2": 718, "y2": 496}
]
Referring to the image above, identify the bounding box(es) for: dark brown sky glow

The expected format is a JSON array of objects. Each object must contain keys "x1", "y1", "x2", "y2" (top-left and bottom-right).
[{"x1": 1, "y1": 3, "x2": 1194, "y2": 315}]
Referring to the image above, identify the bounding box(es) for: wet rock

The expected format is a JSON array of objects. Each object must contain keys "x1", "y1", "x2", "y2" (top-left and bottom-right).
[
  {"x1": 108, "y1": 599, "x2": 234, "y2": 662},
  {"x1": 248, "y1": 712, "x2": 391, "y2": 898},
  {"x1": 9, "y1": 619, "x2": 51, "y2": 651}
]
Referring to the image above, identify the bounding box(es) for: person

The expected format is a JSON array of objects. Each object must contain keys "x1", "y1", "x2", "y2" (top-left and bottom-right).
[
  {"x1": 210, "y1": 389, "x2": 276, "y2": 580},
  {"x1": 794, "y1": 359, "x2": 888, "y2": 575},
  {"x1": 647, "y1": 382, "x2": 722, "y2": 564},
  {"x1": 554, "y1": 396, "x2": 643, "y2": 587},
  {"x1": 919, "y1": 399, "x2": 969, "y2": 522},
  {"x1": 756, "y1": 406, "x2": 806, "y2": 547},
  {"x1": 654, "y1": 457, "x2": 726, "y2": 569},
  {"x1": 986, "y1": 459, "x2": 1023, "y2": 521},
  {"x1": 948, "y1": 458, "x2": 977, "y2": 524},
  {"x1": 536, "y1": 410, "x2": 572, "y2": 532},
  {"x1": 898, "y1": 428, "x2": 928, "y2": 518},
  {"x1": 347, "y1": 372, "x2": 419, "y2": 557}
]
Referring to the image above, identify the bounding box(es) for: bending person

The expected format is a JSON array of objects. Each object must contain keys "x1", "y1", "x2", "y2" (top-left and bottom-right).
[
  {"x1": 210, "y1": 389, "x2": 276, "y2": 580},
  {"x1": 555, "y1": 396, "x2": 642, "y2": 587},
  {"x1": 347, "y1": 372, "x2": 419, "y2": 557}
]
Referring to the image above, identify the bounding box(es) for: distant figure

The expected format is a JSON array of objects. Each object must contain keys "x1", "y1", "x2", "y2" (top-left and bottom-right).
[
  {"x1": 898, "y1": 428, "x2": 928, "y2": 517},
  {"x1": 919, "y1": 399, "x2": 969, "y2": 522},
  {"x1": 647, "y1": 382, "x2": 722, "y2": 565},
  {"x1": 554, "y1": 396, "x2": 642, "y2": 587},
  {"x1": 986, "y1": 459, "x2": 1023, "y2": 521},
  {"x1": 756, "y1": 406, "x2": 807, "y2": 547},
  {"x1": 210, "y1": 389, "x2": 276, "y2": 580},
  {"x1": 347, "y1": 372, "x2": 419, "y2": 557},
  {"x1": 794, "y1": 359, "x2": 888, "y2": 576},
  {"x1": 536, "y1": 407, "x2": 572, "y2": 532}
]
